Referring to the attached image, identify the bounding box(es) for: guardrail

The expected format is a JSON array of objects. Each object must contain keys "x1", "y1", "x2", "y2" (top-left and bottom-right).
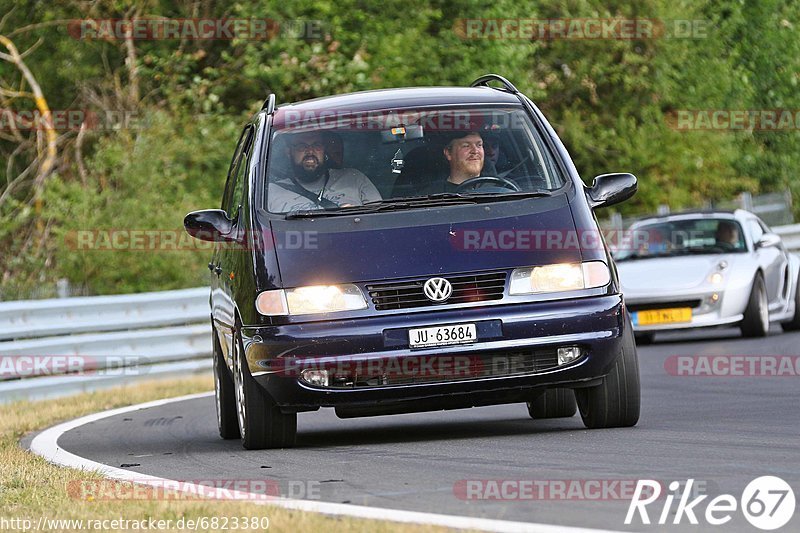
[
  {"x1": 3, "y1": 222, "x2": 800, "y2": 403},
  {"x1": 0, "y1": 288, "x2": 212, "y2": 403},
  {"x1": 773, "y1": 224, "x2": 800, "y2": 252},
  {"x1": 0, "y1": 287, "x2": 210, "y2": 341}
]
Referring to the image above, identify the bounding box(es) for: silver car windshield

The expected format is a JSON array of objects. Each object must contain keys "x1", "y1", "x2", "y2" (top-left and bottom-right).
[
  {"x1": 615, "y1": 218, "x2": 747, "y2": 261},
  {"x1": 264, "y1": 106, "x2": 565, "y2": 215}
]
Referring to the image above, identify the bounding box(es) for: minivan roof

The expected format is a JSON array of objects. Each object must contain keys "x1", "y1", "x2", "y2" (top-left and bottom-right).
[{"x1": 275, "y1": 86, "x2": 524, "y2": 115}]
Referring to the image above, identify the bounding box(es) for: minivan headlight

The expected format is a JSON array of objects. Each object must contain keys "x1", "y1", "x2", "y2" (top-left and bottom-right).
[
  {"x1": 256, "y1": 284, "x2": 367, "y2": 316},
  {"x1": 509, "y1": 261, "x2": 610, "y2": 295}
]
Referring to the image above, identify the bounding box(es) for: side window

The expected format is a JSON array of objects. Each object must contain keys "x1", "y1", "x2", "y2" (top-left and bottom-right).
[
  {"x1": 748, "y1": 219, "x2": 764, "y2": 244},
  {"x1": 222, "y1": 127, "x2": 254, "y2": 219}
]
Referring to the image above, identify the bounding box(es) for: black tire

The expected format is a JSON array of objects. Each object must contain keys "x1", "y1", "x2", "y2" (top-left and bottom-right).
[
  {"x1": 213, "y1": 326, "x2": 240, "y2": 439},
  {"x1": 780, "y1": 271, "x2": 800, "y2": 332},
  {"x1": 232, "y1": 324, "x2": 297, "y2": 450},
  {"x1": 574, "y1": 320, "x2": 640, "y2": 429},
  {"x1": 740, "y1": 275, "x2": 769, "y2": 338},
  {"x1": 634, "y1": 332, "x2": 655, "y2": 345},
  {"x1": 526, "y1": 389, "x2": 577, "y2": 419}
]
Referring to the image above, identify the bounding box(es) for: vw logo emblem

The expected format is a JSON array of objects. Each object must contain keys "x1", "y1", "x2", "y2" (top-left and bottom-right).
[{"x1": 423, "y1": 277, "x2": 453, "y2": 302}]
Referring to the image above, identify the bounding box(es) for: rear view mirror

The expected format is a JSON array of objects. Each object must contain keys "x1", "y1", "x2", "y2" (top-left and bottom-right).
[
  {"x1": 381, "y1": 124, "x2": 424, "y2": 143},
  {"x1": 184, "y1": 209, "x2": 236, "y2": 242},
  {"x1": 586, "y1": 173, "x2": 637, "y2": 209}
]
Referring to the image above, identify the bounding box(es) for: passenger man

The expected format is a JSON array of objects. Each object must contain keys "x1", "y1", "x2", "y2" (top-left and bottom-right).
[
  {"x1": 483, "y1": 133, "x2": 501, "y2": 168},
  {"x1": 268, "y1": 131, "x2": 381, "y2": 213}
]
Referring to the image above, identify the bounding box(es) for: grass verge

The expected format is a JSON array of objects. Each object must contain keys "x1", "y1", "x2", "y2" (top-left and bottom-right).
[{"x1": 1, "y1": 376, "x2": 448, "y2": 532}]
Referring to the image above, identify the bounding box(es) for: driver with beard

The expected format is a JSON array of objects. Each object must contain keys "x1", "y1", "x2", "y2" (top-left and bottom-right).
[{"x1": 268, "y1": 131, "x2": 381, "y2": 213}]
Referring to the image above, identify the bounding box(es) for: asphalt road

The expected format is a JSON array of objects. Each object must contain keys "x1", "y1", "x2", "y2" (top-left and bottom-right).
[{"x1": 38, "y1": 327, "x2": 800, "y2": 531}]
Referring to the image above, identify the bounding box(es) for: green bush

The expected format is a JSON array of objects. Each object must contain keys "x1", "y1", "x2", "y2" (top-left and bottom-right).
[{"x1": 40, "y1": 111, "x2": 240, "y2": 295}]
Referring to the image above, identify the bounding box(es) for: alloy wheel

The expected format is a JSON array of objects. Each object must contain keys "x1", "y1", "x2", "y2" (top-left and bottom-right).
[{"x1": 233, "y1": 339, "x2": 247, "y2": 439}]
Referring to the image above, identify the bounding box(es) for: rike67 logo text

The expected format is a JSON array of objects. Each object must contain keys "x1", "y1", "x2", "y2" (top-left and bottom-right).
[{"x1": 626, "y1": 477, "x2": 795, "y2": 530}]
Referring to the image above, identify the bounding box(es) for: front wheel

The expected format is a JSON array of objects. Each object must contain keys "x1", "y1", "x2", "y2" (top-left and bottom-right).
[
  {"x1": 740, "y1": 275, "x2": 769, "y2": 338},
  {"x1": 526, "y1": 389, "x2": 577, "y2": 419},
  {"x1": 232, "y1": 325, "x2": 297, "y2": 450},
  {"x1": 213, "y1": 326, "x2": 240, "y2": 440},
  {"x1": 574, "y1": 322, "x2": 640, "y2": 429}
]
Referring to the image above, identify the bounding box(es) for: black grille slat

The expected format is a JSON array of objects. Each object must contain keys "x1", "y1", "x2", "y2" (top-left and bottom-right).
[{"x1": 367, "y1": 271, "x2": 507, "y2": 310}]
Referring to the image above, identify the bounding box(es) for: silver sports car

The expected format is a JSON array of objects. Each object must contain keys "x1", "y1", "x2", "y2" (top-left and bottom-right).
[{"x1": 616, "y1": 209, "x2": 800, "y2": 343}]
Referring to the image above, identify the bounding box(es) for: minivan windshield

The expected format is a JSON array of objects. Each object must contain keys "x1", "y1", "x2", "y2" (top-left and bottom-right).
[{"x1": 265, "y1": 106, "x2": 566, "y2": 215}]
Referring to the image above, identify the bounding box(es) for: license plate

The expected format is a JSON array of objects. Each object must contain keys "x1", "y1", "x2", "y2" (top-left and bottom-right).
[
  {"x1": 635, "y1": 307, "x2": 692, "y2": 326},
  {"x1": 409, "y1": 323, "x2": 477, "y2": 348}
]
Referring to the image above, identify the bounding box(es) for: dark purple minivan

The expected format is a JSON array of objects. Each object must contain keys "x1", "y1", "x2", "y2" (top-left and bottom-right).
[{"x1": 185, "y1": 75, "x2": 640, "y2": 449}]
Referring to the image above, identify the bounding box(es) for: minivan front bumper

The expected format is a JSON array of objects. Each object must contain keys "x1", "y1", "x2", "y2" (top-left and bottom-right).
[{"x1": 241, "y1": 294, "x2": 627, "y2": 412}]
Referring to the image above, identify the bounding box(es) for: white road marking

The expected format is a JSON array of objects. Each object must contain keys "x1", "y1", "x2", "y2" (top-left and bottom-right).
[{"x1": 29, "y1": 391, "x2": 628, "y2": 533}]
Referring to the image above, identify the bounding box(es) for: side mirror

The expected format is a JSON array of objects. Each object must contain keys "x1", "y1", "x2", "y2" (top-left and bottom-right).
[
  {"x1": 184, "y1": 209, "x2": 236, "y2": 242},
  {"x1": 585, "y1": 173, "x2": 637, "y2": 209},
  {"x1": 756, "y1": 233, "x2": 781, "y2": 249}
]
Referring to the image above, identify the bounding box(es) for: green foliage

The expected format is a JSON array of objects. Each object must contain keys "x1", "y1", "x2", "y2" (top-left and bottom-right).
[
  {"x1": 1, "y1": 0, "x2": 799, "y2": 296},
  {"x1": 40, "y1": 111, "x2": 239, "y2": 294}
]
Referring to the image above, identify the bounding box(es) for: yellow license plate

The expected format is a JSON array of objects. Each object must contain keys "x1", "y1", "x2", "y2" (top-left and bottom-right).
[{"x1": 636, "y1": 307, "x2": 692, "y2": 325}]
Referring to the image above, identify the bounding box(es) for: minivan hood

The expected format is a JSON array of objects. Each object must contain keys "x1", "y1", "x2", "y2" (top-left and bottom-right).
[{"x1": 268, "y1": 197, "x2": 583, "y2": 287}]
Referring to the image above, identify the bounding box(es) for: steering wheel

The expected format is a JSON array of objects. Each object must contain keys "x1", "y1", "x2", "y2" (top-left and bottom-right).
[
  {"x1": 456, "y1": 176, "x2": 521, "y2": 192},
  {"x1": 713, "y1": 241, "x2": 737, "y2": 252}
]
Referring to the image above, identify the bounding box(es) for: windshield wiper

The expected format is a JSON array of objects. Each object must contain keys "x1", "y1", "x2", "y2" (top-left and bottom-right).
[
  {"x1": 463, "y1": 190, "x2": 553, "y2": 200},
  {"x1": 285, "y1": 203, "x2": 406, "y2": 219},
  {"x1": 617, "y1": 247, "x2": 725, "y2": 261},
  {"x1": 284, "y1": 190, "x2": 553, "y2": 219},
  {"x1": 385, "y1": 190, "x2": 552, "y2": 203}
]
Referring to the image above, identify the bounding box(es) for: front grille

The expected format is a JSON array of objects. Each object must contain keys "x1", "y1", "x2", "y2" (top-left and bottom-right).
[
  {"x1": 627, "y1": 300, "x2": 702, "y2": 313},
  {"x1": 367, "y1": 271, "x2": 507, "y2": 310},
  {"x1": 325, "y1": 348, "x2": 561, "y2": 389}
]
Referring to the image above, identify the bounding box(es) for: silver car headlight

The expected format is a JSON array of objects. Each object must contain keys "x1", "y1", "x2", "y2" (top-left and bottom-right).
[
  {"x1": 509, "y1": 261, "x2": 611, "y2": 295},
  {"x1": 256, "y1": 284, "x2": 367, "y2": 316}
]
